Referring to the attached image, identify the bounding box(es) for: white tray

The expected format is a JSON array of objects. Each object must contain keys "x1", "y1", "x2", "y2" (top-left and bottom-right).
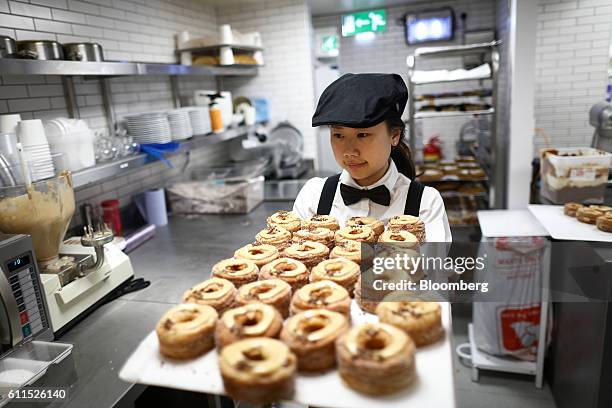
[
  {"x1": 477, "y1": 210, "x2": 549, "y2": 238},
  {"x1": 527, "y1": 204, "x2": 612, "y2": 242},
  {"x1": 118, "y1": 302, "x2": 456, "y2": 408}
]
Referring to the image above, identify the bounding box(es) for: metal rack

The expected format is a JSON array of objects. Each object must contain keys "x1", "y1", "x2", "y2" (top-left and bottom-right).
[{"x1": 407, "y1": 41, "x2": 502, "y2": 208}]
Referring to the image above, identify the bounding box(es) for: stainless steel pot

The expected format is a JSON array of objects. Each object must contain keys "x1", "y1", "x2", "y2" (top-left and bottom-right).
[
  {"x1": 16, "y1": 40, "x2": 64, "y2": 60},
  {"x1": 0, "y1": 36, "x2": 17, "y2": 58},
  {"x1": 63, "y1": 42, "x2": 104, "y2": 62}
]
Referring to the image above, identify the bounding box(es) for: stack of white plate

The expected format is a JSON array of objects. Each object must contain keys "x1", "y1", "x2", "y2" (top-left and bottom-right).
[
  {"x1": 186, "y1": 107, "x2": 212, "y2": 135},
  {"x1": 125, "y1": 112, "x2": 172, "y2": 144},
  {"x1": 167, "y1": 109, "x2": 193, "y2": 140}
]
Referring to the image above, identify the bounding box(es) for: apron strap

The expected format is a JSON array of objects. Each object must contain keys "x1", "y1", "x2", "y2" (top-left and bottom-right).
[
  {"x1": 316, "y1": 173, "x2": 341, "y2": 215},
  {"x1": 404, "y1": 180, "x2": 425, "y2": 216}
]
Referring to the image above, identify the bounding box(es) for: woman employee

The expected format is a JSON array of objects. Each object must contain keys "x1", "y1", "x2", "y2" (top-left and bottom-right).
[{"x1": 293, "y1": 73, "x2": 452, "y2": 242}]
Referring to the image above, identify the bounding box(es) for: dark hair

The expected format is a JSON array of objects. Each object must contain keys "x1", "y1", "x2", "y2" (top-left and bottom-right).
[{"x1": 386, "y1": 117, "x2": 416, "y2": 180}]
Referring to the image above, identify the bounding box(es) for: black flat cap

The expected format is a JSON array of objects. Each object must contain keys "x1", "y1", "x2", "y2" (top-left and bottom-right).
[{"x1": 312, "y1": 73, "x2": 408, "y2": 128}]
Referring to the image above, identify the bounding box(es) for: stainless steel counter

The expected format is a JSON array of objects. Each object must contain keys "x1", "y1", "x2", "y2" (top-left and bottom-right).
[{"x1": 19, "y1": 201, "x2": 292, "y2": 408}]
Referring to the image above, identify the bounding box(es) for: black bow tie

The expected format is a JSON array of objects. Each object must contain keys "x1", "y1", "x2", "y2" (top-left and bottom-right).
[{"x1": 340, "y1": 183, "x2": 391, "y2": 206}]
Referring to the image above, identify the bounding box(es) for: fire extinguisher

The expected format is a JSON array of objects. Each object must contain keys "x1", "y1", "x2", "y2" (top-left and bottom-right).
[{"x1": 423, "y1": 135, "x2": 442, "y2": 163}]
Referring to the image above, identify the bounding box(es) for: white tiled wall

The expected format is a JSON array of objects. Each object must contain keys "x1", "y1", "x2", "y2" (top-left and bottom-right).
[
  {"x1": 534, "y1": 0, "x2": 612, "y2": 152},
  {"x1": 217, "y1": 0, "x2": 317, "y2": 159},
  {"x1": 312, "y1": 0, "x2": 496, "y2": 161}
]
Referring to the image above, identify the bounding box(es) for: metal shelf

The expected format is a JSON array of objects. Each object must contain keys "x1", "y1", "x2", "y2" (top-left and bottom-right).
[
  {"x1": 414, "y1": 41, "x2": 500, "y2": 58},
  {"x1": 72, "y1": 127, "x2": 248, "y2": 189},
  {"x1": 414, "y1": 108, "x2": 494, "y2": 119},
  {"x1": 412, "y1": 74, "x2": 492, "y2": 85},
  {"x1": 0, "y1": 59, "x2": 258, "y2": 77},
  {"x1": 177, "y1": 44, "x2": 263, "y2": 53}
]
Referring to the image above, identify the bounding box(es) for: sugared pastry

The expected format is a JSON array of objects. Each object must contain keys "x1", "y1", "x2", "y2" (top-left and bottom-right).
[
  {"x1": 387, "y1": 215, "x2": 426, "y2": 243},
  {"x1": 234, "y1": 243, "x2": 279, "y2": 268},
  {"x1": 212, "y1": 257, "x2": 259, "y2": 287},
  {"x1": 354, "y1": 275, "x2": 378, "y2": 314},
  {"x1": 281, "y1": 309, "x2": 349, "y2": 371},
  {"x1": 282, "y1": 240, "x2": 330, "y2": 269},
  {"x1": 219, "y1": 338, "x2": 296, "y2": 405},
  {"x1": 590, "y1": 205, "x2": 612, "y2": 213},
  {"x1": 330, "y1": 240, "x2": 362, "y2": 264},
  {"x1": 376, "y1": 301, "x2": 444, "y2": 347},
  {"x1": 292, "y1": 226, "x2": 335, "y2": 249},
  {"x1": 302, "y1": 214, "x2": 340, "y2": 231},
  {"x1": 255, "y1": 226, "x2": 292, "y2": 251},
  {"x1": 182, "y1": 277, "x2": 236, "y2": 314},
  {"x1": 235, "y1": 279, "x2": 292, "y2": 318},
  {"x1": 576, "y1": 207, "x2": 603, "y2": 225},
  {"x1": 156, "y1": 303, "x2": 218, "y2": 359},
  {"x1": 290, "y1": 280, "x2": 351, "y2": 318},
  {"x1": 596, "y1": 213, "x2": 612, "y2": 233},
  {"x1": 378, "y1": 229, "x2": 418, "y2": 247},
  {"x1": 563, "y1": 202, "x2": 583, "y2": 217},
  {"x1": 346, "y1": 216, "x2": 384, "y2": 238},
  {"x1": 215, "y1": 303, "x2": 283, "y2": 349},
  {"x1": 336, "y1": 323, "x2": 416, "y2": 395},
  {"x1": 335, "y1": 225, "x2": 377, "y2": 246},
  {"x1": 259, "y1": 257, "x2": 309, "y2": 291},
  {"x1": 267, "y1": 210, "x2": 302, "y2": 233},
  {"x1": 310, "y1": 258, "x2": 360, "y2": 296}
]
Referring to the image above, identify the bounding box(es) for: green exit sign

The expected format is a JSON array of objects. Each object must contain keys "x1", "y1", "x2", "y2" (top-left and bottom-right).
[{"x1": 341, "y1": 9, "x2": 386, "y2": 37}]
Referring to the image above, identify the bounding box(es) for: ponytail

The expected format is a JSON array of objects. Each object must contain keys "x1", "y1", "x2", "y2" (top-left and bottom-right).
[{"x1": 387, "y1": 118, "x2": 416, "y2": 180}]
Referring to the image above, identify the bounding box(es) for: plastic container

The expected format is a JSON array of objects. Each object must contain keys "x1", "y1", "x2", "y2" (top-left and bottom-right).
[
  {"x1": 167, "y1": 160, "x2": 266, "y2": 214},
  {"x1": 44, "y1": 119, "x2": 95, "y2": 172},
  {"x1": 540, "y1": 147, "x2": 612, "y2": 204}
]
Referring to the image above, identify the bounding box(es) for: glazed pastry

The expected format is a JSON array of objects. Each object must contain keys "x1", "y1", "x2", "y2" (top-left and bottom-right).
[
  {"x1": 335, "y1": 225, "x2": 377, "y2": 246},
  {"x1": 259, "y1": 257, "x2": 309, "y2": 291},
  {"x1": 376, "y1": 301, "x2": 444, "y2": 347},
  {"x1": 302, "y1": 214, "x2": 340, "y2": 231},
  {"x1": 388, "y1": 215, "x2": 426, "y2": 243},
  {"x1": 378, "y1": 229, "x2": 419, "y2": 248},
  {"x1": 418, "y1": 168, "x2": 443, "y2": 182},
  {"x1": 255, "y1": 226, "x2": 292, "y2": 251},
  {"x1": 235, "y1": 279, "x2": 292, "y2": 318},
  {"x1": 596, "y1": 213, "x2": 612, "y2": 233},
  {"x1": 292, "y1": 226, "x2": 335, "y2": 249},
  {"x1": 330, "y1": 240, "x2": 362, "y2": 264},
  {"x1": 336, "y1": 323, "x2": 416, "y2": 395},
  {"x1": 576, "y1": 207, "x2": 603, "y2": 224},
  {"x1": 234, "y1": 243, "x2": 279, "y2": 268},
  {"x1": 469, "y1": 168, "x2": 486, "y2": 178},
  {"x1": 290, "y1": 280, "x2": 351, "y2": 318},
  {"x1": 590, "y1": 205, "x2": 612, "y2": 213},
  {"x1": 219, "y1": 338, "x2": 296, "y2": 405},
  {"x1": 346, "y1": 216, "x2": 384, "y2": 238},
  {"x1": 181, "y1": 277, "x2": 236, "y2": 314},
  {"x1": 215, "y1": 303, "x2": 283, "y2": 349},
  {"x1": 354, "y1": 275, "x2": 379, "y2": 314},
  {"x1": 267, "y1": 210, "x2": 302, "y2": 232},
  {"x1": 310, "y1": 258, "x2": 360, "y2": 296},
  {"x1": 282, "y1": 240, "x2": 329, "y2": 269},
  {"x1": 156, "y1": 303, "x2": 218, "y2": 359},
  {"x1": 212, "y1": 257, "x2": 259, "y2": 287},
  {"x1": 281, "y1": 309, "x2": 349, "y2": 371},
  {"x1": 563, "y1": 202, "x2": 583, "y2": 217}
]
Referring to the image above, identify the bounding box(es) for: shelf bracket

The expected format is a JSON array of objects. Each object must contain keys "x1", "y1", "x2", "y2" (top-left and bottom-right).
[
  {"x1": 100, "y1": 78, "x2": 116, "y2": 136},
  {"x1": 61, "y1": 76, "x2": 80, "y2": 119},
  {"x1": 170, "y1": 76, "x2": 181, "y2": 108}
]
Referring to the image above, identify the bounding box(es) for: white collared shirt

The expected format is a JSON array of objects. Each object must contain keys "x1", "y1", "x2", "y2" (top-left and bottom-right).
[{"x1": 293, "y1": 161, "x2": 452, "y2": 242}]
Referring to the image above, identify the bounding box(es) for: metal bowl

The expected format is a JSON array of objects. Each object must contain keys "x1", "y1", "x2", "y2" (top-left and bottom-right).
[
  {"x1": 16, "y1": 40, "x2": 64, "y2": 60},
  {"x1": 63, "y1": 42, "x2": 104, "y2": 62},
  {"x1": 0, "y1": 36, "x2": 17, "y2": 58}
]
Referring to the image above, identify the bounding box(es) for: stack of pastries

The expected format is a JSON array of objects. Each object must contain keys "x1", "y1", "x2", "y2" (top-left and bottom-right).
[{"x1": 154, "y1": 210, "x2": 444, "y2": 404}]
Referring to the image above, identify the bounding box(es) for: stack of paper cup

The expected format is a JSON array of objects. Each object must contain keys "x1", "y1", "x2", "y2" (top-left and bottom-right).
[
  {"x1": 0, "y1": 114, "x2": 21, "y2": 135},
  {"x1": 219, "y1": 24, "x2": 234, "y2": 44},
  {"x1": 219, "y1": 46, "x2": 234, "y2": 65},
  {"x1": 17, "y1": 119, "x2": 55, "y2": 181}
]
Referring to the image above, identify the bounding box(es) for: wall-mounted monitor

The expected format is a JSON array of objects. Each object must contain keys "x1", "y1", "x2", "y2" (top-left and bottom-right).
[{"x1": 405, "y1": 7, "x2": 454, "y2": 45}]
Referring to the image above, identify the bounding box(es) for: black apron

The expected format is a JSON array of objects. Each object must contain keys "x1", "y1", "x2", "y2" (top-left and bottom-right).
[{"x1": 316, "y1": 174, "x2": 425, "y2": 216}]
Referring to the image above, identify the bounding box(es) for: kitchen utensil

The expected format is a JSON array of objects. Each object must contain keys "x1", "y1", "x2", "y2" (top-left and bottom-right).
[
  {"x1": 16, "y1": 40, "x2": 64, "y2": 60},
  {"x1": 0, "y1": 114, "x2": 21, "y2": 135},
  {"x1": 184, "y1": 107, "x2": 211, "y2": 135},
  {"x1": 0, "y1": 36, "x2": 17, "y2": 58},
  {"x1": 125, "y1": 112, "x2": 172, "y2": 144},
  {"x1": 63, "y1": 42, "x2": 104, "y2": 62},
  {"x1": 166, "y1": 109, "x2": 193, "y2": 140}
]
